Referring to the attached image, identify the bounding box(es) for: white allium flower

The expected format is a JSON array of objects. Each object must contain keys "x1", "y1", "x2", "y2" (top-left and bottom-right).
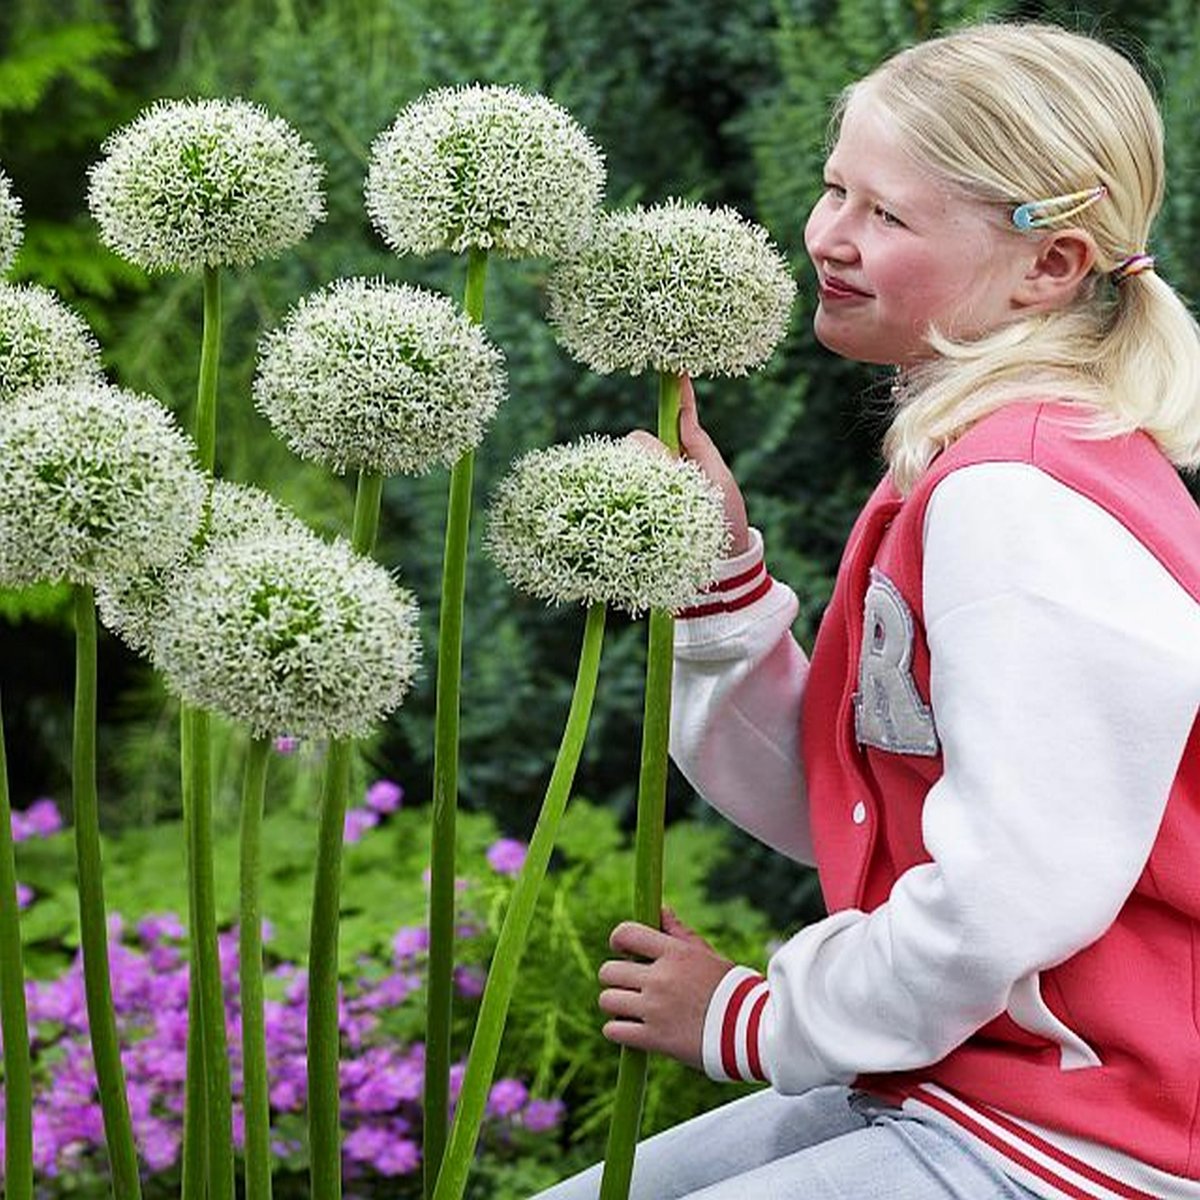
[
  {"x1": 96, "y1": 480, "x2": 309, "y2": 655},
  {"x1": 0, "y1": 381, "x2": 206, "y2": 588},
  {"x1": 546, "y1": 199, "x2": 796, "y2": 377},
  {"x1": 0, "y1": 167, "x2": 22, "y2": 275},
  {"x1": 87, "y1": 97, "x2": 325, "y2": 272},
  {"x1": 0, "y1": 283, "x2": 104, "y2": 406},
  {"x1": 152, "y1": 526, "x2": 421, "y2": 739},
  {"x1": 486, "y1": 435, "x2": 729, "y2": 615},
  {"x1": 254, "y1": 277, "x2": 507, "y2": 475},
  {"x1": 364, "y1": 84, "x2": 605, "y2": 259}
]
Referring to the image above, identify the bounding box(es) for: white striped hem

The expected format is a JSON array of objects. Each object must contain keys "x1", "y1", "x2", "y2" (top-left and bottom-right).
[{"x1": 901, "y1": 1082, "x2": 1200, "y2": 1199}]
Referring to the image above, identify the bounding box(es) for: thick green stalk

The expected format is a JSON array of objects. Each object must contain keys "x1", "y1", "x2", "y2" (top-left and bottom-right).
[
  {"x1": 303, "y1": 467, "x2": 383, "y2": 1200},
  {"x1": 351, "y1": 470, "x2": 384, "y2": 557},
  {"x1": 599, "y1": 372, "x2": 683, "y2": 1200},
  {"x1": 0, "y1": 694, "x2": 33, "y2": 1200},
  {"x1": 195, "y1": 266, "x2": 222, "y2": 476},
  {"x1": 73, "y1": 586, "x2": 143, "y2": 1200},
  {"x1": 186, "y1": 705, "x2": 235, "y2": 1200},
  {"x1": 433, "y1": 603, "x2": 607, "y2": 1200},
  {"x1": 307, "y1": 737, "x2": 353, "y2": 1200},
  {"x1": 182, "y1": 261, "x2": 235, "y2": 1200},
  {"x1": 239, "y1": 737, "x2": 272, "y2": 1200},
  {"x1": 180, "y1": 726, "x2": 207, "y2": 1200},
  {"x1": 424, "y1": 245, "x2": 488, "y2": 1199}
]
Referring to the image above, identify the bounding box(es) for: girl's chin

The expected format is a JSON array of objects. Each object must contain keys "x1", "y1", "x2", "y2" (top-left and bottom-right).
[{"x1": 813, "y1": 312, "x2": 921, "y2": 366}]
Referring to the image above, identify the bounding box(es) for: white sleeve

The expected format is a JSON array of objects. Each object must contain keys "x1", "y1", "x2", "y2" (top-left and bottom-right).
[
  {"x1": 670, "y1": 528, "x2": 814, "y2": 865},
  {"x1": 757, "y1": 462, "x2": 1200, "y2": 1093}
]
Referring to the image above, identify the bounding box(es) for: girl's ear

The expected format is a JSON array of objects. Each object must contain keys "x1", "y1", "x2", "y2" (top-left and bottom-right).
[{"x1": 1013, "y1": 230, "x2": 1098, "y2": 310}]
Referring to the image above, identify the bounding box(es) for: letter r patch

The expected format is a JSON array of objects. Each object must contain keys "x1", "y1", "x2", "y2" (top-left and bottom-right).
[{"x1": 853, "y1": 569, "x2": 939, "y2": 756}]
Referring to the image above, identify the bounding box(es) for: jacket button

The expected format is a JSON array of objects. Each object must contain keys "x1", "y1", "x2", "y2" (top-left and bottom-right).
[{"x1": 852, "y1": 800, "x2": 867, "y2": 825}]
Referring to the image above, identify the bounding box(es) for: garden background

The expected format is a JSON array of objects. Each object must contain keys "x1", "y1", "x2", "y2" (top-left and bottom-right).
[{"x1": 1, "y1": 0, "x2": 1198, "y2": 1195}]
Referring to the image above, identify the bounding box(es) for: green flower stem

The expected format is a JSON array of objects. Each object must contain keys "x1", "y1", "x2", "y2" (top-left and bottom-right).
[
  {"x1": 307, "y1": 736, "x2": 354, "y2": 1200},
  {"x1": 179, "y1": 730, "x2": 207, "y2": 1200},
  {"x1": 424, "y1": 244, "x2": 488, "y2": 1200},
  {"x1": 239, "y1": 736, "x2": 272, "y2": 1200},
  {"x1": 304, "y1": 475, "x2": 385, "y2": 1200},
  {"x1": 196, "y1": 265, "x2": 222, "y2": 475},
  {"x1": 352, "y1": 470, "x2": 384, "y2": 556},
  {"x1": 433, "y1": 602, "x2": 607, "y2": 1200},
  {"x1": 186, "y1": 704, "x2": 236, "y2": 1200},
  {"x1": 0, "y1": 694, "x2": 33, "y2": 1200},
  {"x1": 181, "y1": 259, "x2": 235, "y2": 1200},
  {"x1": 72, "y1": 585, "x2": 142, "y2": 1200},
  {"x1": 599, "y1": 371, "x2": 683, "y2": 1200}
]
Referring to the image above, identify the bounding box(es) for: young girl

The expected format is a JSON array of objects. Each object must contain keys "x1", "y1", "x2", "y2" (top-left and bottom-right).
[{"x1": 536, "y1": 21, "x2": 1200, "y2": 1200}]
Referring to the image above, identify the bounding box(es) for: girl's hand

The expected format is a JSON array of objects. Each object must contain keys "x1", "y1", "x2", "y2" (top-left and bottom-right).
[
  {"x1": 624, "y1": 376, "x2": 751, "y2": 556},
  {"x1": 677, "y1": 376, "x2": 750, "y2": 555},
  {"x1": 597, "y1": 907, "x2": 734, "y2": 1070}
]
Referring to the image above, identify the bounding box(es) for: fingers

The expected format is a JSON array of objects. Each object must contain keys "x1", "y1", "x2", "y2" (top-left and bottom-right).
[
  {"x1": 609, "y1": 920, "x2": 673, "y2": 958},
  {"x1": 597, "y1": 958, "x2": 647, "y2": 989},
  {"x1": 622, "y1": 428, "x2": 672, "y2": 459},
  {"x1": 602, "y1": 1019, "x2": 659, "y2": 1052}
]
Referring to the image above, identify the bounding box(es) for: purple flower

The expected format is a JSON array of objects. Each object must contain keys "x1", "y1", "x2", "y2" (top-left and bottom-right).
[
  {"x1": 486, "y1": 837, "x2": 527, "y2": 875},
  {"x1": 364, "y1": 779, "x2": 403, "y2": 814},
  {"x1": 392, "y1": 926, "x2": 429, "y2": 961},
  {"x1": 16, "y1": 882, "x2": 33, "y2": 909},
  {"x1": 522, "y1": 1097, "x2": 566, "y2": 1133},
  {"x1": 374, "y1": 1136, "x2": 420, "y2": 1176},
  {"x1": 343, "y1": 807, "x2": 379, "y2": 843},
  {"x1": 453, "y1": 965, "x2": 485, "y2": 999},
  {"x1": 23, "y1": 796, "x2": 63, "y2": 837},
  {"x1": 137, "y1": 913, "x2": 186, "y2": 945},
  {"x1": 274, "y1": 735, "x2": 300, "y2": 754},
  {"x1": 486, "y1": 1078, "x2": 529, "y2": 1118},
  {"x1": 343, "y1": 1123, "x2": 390, "y2": 1165}
]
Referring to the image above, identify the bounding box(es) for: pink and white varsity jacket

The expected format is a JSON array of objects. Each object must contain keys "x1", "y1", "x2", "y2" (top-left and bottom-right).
[{"x1": 671, "y1": 401, "x2": 1200, "y2": 1199}]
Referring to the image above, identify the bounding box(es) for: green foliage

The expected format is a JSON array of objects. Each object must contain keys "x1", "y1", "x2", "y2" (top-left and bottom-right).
[
  {"x1": 0, "y1": 20, "x2": 124, "y2": 118},
  {"x1": 14, "y1": 790, "x2": 782, "y2": 1178}
]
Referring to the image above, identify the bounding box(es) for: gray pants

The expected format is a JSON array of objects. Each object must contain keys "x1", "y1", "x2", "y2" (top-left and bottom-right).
[{"x1": 533, "y1": 1086, "x2": 1039, "y2": 1199}]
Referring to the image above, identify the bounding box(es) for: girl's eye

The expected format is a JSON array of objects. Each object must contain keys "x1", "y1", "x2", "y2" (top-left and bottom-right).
[
  {"x1": 874, "y1": 205, "x2": 905, "y2": 228},
  {"x1": 824, "y1": 182, "x2": 846, "y2": 201}
]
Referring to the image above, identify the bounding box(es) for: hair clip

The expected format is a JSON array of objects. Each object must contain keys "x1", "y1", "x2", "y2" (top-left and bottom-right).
[
  {"x1": 1110, "y1": 252, "x2": 1155, "y2": 285},
  {"x1": 1011, "y1": 185, "x2": 1107, "y2": 231}
]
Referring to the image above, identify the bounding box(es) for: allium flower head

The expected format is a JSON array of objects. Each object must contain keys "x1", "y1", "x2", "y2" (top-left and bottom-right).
[
  {"x1": 486, "y1": 435, "x2": 728, "y2": 616},
  {"x1": 364, "y1": 84, "x2": 605, "y2": 259},
  {"x1": 254, "y1": 278, "x2": 506, "y2": 475},
  {"x1": 0, "y1": 166, "x2": 23, "y2": 275},
  {"x1": 87, "y1": 97, "x2": 325, "y2": 272},
  {"x1": 152, "y1": 526, "x2": 420, "y2": 739},
  {"x1": 546, "y1": 199, "x2": 796, "y2": 377},
  {"x1": 96, "y1": 479, "x2": 309, "y2": 655},
  {"x1": 0, "y1": 283, "x2": 104, "y2": 406},
  {"x1": 0, "y1": 381, "x2": 205, "y2": 588}
]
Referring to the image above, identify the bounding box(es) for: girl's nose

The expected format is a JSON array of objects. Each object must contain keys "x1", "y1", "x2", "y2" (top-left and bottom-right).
[{"x1": 805, "y1": 198, "x2": 858, "y2": 266}]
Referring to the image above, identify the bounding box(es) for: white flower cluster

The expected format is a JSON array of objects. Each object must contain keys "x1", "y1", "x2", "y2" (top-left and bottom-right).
[
  {"x1": 0, "y1": 167, "x2": 22, "y2": 275},
  {"x1": 152, "y1": 526, "x2": 421, "y2": 739},
  {"x1": 96, "y1": 480, "x2": 308, "y2": 655},
  {"x1": 365, "y1": 84, "x2": 605, "y2": 259},
  {"x1": 546, "y1": 199, "x2": 796, "y2": 377},
  {"x1": 254, "y1": 278, "x2": 507, "y2": 475},
  {"x1": 486, "y1": 435, "x2": 729, "y2": 616},
  {"x1": 0, "y1": 283, "x2": 104, "y2": 406},
  {"x1": 87, "y1": 97, "x2": 325, "y2": 273},
  {"x1": 0, "y1": 382, "x2": 206, "y2": 588}
]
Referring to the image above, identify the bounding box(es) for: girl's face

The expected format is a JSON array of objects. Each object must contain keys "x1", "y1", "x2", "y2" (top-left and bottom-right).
[{"x1": 804, "y1": 96, "x2": 1032, "y2": 367}]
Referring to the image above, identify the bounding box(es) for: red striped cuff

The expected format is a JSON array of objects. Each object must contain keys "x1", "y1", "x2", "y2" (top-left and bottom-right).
[
  {"x1": 677, "y1": 534, "x2": 773, "y2": 621},
  {"x1": 701, "y1": 965, "x2": 770, "y2": 1083}
]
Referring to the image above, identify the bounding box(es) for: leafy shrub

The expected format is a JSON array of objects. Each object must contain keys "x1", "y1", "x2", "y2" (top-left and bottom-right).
[{"x1": 8, "y1": 777, "x2": 784, "y2": 1196}]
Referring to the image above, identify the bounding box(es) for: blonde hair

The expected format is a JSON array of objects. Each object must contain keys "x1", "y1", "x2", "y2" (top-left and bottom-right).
[{"x1": 845, "y1": 23, "x2": 1200, "y2": 491}]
